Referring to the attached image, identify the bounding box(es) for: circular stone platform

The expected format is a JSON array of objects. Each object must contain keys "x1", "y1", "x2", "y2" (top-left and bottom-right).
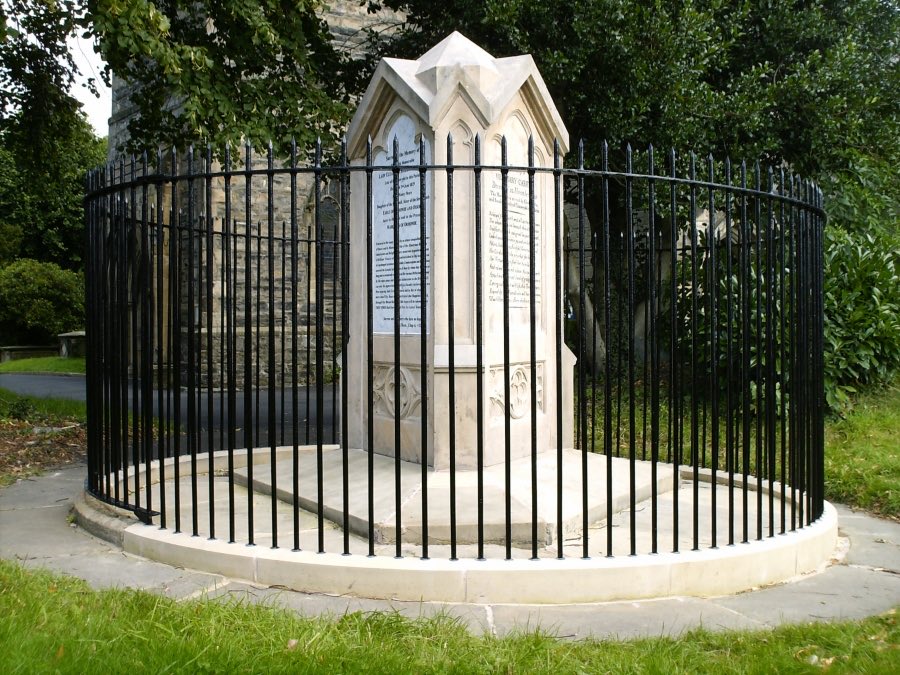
[{"x1": 76, "y1": 447, "x2": 838, "y2": 604}]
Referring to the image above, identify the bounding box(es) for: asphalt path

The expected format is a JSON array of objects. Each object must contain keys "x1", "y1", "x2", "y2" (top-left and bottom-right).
[{"x1": 0, "y1": 373, "x2": 339, "y2": 448}]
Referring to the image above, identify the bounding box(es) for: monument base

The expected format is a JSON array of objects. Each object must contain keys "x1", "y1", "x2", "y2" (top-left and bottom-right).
[{"x1": 234, "y1": 447, "x2": 675, "y2": 547}]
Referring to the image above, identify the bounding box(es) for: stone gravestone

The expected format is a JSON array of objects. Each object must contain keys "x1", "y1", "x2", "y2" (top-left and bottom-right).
[{"x1": 345, "y1": 32, "x2": 575, "y2": 471}]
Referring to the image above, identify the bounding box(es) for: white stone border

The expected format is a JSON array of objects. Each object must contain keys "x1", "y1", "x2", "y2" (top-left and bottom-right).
[{"x1": 91, "y1": 448, "x2": 838, "y2": 604}]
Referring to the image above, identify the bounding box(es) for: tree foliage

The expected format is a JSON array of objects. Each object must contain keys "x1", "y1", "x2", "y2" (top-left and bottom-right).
[
  {"x1": 87, "y1": 0, "x2": 355, "y2": 154},
  {"x1": 1, "y1": 1, "x2": 107, "y2": 270},
  {"x1": 367, "y1": 0, "x2": 899, "y2": 175},
  {"x1": 0, "y1": 113, "x2": 106, "y2": 269},
  {"x1": 0, "y1": 259, "x2": 85, "y2": 344}
]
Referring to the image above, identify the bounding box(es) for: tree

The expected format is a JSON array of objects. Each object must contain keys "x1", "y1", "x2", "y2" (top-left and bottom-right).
[
  {"x1": 365, "y1": 0, "x2": 899, "y2": 175},
  {"x1": 0, "y1": 1, "x2": 90, "y2": 131},
  {"x1": 0, "y1": 258, "x2": 85, "y2": 344},
  {"x1": 1, "y1": 1, "x2": 107, "y2": 270},
  {"x1": 87, "y1": 0, "x2": 356, "y2": 155},
  {"x1": 0, "y1": 112, "x2": 105, "y2": 270}
]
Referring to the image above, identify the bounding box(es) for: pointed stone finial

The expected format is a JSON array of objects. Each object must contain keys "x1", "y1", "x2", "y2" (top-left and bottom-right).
[
  {"x1": 347, "y1": 32, "x2": 568, "y2": 156},
  {"x1": 415, "y1": 31, "x2": 500, "y2": 92}
]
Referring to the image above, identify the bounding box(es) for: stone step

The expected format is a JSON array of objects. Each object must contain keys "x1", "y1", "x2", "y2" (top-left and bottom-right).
[{"x1": 234, "y1": 448, "x2": 676, "y2": 548}]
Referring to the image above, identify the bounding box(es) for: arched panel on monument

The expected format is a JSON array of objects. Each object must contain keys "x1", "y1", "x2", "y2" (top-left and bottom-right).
[{"x1": 448, "y1": 120, "x2": 476, "y2": 347}]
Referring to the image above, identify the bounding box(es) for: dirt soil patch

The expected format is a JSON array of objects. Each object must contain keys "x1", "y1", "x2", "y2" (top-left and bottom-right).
[{"x1": 0, "y1": 419, "x2": 86, "y2": 486}]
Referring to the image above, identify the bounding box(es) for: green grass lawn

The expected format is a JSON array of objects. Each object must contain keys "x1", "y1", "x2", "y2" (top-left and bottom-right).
[
  {"x1": 826, "y1": 379, "x2": 900, "y2": 519},
  {"x1": 0, "y1": 356, "x2": 85, "y2": 375},
  {"x1": 0, "y1": 560, "x2": 896, "y2": 674},
  {"x1": 0, "y1": 386, "x2": 87, "y2": 423}
]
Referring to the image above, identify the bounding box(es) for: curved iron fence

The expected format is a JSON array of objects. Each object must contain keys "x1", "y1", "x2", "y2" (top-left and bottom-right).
[{"x1": 84, "y1": 138, "x2": 826, "y2": 560}]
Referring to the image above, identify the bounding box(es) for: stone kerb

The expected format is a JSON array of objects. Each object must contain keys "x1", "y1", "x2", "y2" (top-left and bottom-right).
[{"x1": 345, "y1": 33, "x2": 575, "y2": 470}]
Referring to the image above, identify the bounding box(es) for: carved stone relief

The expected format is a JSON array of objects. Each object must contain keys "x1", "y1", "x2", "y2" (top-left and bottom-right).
[
  {"x1": 489, "y1": 362, "x2": 544, "y2": 419},
  {"x1": 372, "y1": 364, "x2": 422, "y2": 419}
]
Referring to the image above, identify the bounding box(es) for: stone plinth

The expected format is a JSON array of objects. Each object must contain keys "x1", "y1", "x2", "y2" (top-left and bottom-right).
[{"x1": 346, "y1": 32, "x2": 574, "y2": 470}]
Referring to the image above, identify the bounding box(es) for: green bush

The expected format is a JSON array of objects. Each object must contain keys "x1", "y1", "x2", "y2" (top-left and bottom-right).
[
  {"x1": 821, "y1": 153, "x2": 900, "y2": 413},
  {"x1": 0, "y1": 259, "x2": 84, "y2": 345},
  {"x1": 823, "y1": 227, "x2": 900, "y2": 412}
]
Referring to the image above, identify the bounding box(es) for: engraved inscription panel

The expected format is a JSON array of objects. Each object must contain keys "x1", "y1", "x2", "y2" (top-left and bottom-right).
[
  {"x1": 372, "y1": 115, "x2": 432, "y2": 334},
  {"x1": 487, "y1": 172, "x2": 542, "y2": 308}
]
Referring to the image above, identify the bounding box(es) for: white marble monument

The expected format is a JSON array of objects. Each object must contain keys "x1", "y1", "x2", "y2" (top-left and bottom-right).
[{"x1": 345, "y1": 32, "x2": 575, "y2": 470}]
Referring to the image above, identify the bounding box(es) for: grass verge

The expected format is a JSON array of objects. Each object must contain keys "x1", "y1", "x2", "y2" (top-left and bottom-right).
[
  {"x1": 0, "y1": 560, "x2": 897, "y2": 674},
  {"x1": 0, "y1": 387, "x2": 86, "y2": 422},
  {"x1": 825, "y1": 379, "x2": 900, "y2": 520},
  {"x1": 0, "y1": 356, "x2": 85, "y2": 374}
]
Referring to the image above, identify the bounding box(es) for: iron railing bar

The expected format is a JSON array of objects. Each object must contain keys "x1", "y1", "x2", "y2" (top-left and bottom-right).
[
  {"x1": 243, "y1": 142, "x2": 255, "y2": 546},
  {"x1": 391, "y1": 136, "x2": 402, "y2": 558},
  {"x1": 315, "y1": 139, "x2": 326, "y2": 553},
  {"x1": 648, "y1": 145, "x2": 659, "y2": 555},
  {"x1": 553, "y1": 139, "x2": 564, "y2": 559},
  {"x1": 626, "y1": 144, "x2": 637, "y2": 556},
  {"x1": 724, "y1": 158, "x2": 735, "y2": 546},
  {"x1": 224, "y1": 145, "x2": 236, "y2": 543},
  {"x1": 707, "y1": 155, "x2": 719, "y2": 550},
  {"x1": 474, "y1": 134, "x2": 485, "y2": 560},
  {"x1": 186, "y1": 146, "x2": 199, "y2": 538},
  {"x1": 602, "y1": 141, "x2": 614, "y2": 558},
  {"x1": 689, "y1": 152, "x2": 699, "y2": 552},
  {"x1": 528, "y1": 136, "x2": 538, "y2": 560},
  {"x1": 289, "y1": 140, "x2": 301, "y2": 551},
  {"x1": 366, "y1": 138, "x2": 375, "y2": 556},
  {"x1": 266, "y1": 142, "x2": 278, "y2": 549},
  {"x1": 205, "y1": 145, "x2": 216, "y2": 540},
  {"x1": 501, "y1": 137, "x2": 512, "y2": 561},
  {"x1": 576, "y1": 140, "x2": 588, "y2": 559},
  {"x1": 340, "y1": 139, "x2": 351, "y2": 556},
  {"x1": 447, "y1": 134, "x2": 458, "y2": 561},
  {"x1": 419, "y1": 138, "x2": 430, "y2": 560}
]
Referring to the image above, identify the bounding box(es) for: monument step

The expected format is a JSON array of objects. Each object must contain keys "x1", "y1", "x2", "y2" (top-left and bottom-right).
[{"x1": 233, "y1": 448, "x2": 676, "y2": 548}]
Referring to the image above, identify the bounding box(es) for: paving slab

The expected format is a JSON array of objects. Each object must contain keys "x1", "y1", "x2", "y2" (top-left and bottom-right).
[
  {"x1": 834, "y1": 503, "x2": 900, "y2": 572},
  {"x1": 488, "y1": 597, "x2": 768, "y2": 639},
  {"x1": 712, "y1": 564, "x2": 900, "y2": 625},
  {"x1": 19, "y1": 550, "x2": 225, "y2": 599},
  {"x1": 203, "y1": 581, "x2": 491, "y2": 632}
]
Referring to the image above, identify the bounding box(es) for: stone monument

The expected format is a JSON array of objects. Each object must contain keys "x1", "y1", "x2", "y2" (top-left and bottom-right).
[{"x1": 345, "y1": 32, "x2": 575, "y2": 470}]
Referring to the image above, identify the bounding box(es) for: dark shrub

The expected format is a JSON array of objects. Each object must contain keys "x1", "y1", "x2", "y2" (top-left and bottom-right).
[{"x1": 0, "y1": 259, "x2": 84, "y2": 344}]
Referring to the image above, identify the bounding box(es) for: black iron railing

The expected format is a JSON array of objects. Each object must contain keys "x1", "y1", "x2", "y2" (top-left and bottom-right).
[{"x1": 84, "y1": 137, "x2": 826, "y2": 558}]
